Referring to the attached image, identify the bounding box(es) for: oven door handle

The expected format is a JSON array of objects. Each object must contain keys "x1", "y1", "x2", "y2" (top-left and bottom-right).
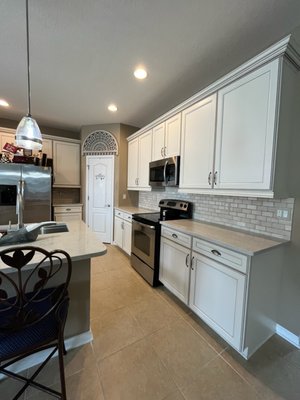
[{"x1": 134, "y1": 221, "x2": 156, "y2": 230}]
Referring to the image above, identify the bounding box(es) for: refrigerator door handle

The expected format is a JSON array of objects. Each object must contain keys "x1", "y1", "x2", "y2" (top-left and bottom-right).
[{"x1": 17, "y1": 179, "x2": 25, "y2": 228}]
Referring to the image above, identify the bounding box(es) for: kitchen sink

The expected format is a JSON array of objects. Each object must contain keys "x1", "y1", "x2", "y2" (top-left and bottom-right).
[{"x1": 39, "y1": 223, "x2": 68, "y2": 234}]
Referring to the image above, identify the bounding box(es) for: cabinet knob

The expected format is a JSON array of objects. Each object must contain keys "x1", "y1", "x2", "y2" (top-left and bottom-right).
[
  {"x1": 172, "y1": 233, "x2": 178, "y2": 238},
  {"x1": 211, "y1": 249, "x2": 221, "y2": 256}
]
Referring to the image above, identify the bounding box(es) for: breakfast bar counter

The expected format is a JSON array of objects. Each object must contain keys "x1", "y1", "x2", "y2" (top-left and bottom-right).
[{"x1": 0, "y1": 220, "x2": 107, "y2": 369}]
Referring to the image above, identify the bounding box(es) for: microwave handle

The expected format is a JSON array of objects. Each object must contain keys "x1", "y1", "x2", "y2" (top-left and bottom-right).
[{"x1": 163, "y1": 159, "x2": 168, "y2": 185}]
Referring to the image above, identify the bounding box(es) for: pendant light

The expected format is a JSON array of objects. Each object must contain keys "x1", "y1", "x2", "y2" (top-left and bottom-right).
[{"x1": 15, "y1": 0, "x2": 42, "y2": 151}]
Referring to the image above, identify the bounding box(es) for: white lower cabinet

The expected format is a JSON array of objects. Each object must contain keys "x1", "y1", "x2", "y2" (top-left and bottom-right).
[
  {"x1": 114, "y1": 210, "x2": 132, "y2": 255},
  {"x1": 159, "y1": 226, "x2": 283, "y2": 358},
  {"x1": 159, "y1": 237, "x2": 191, "y2": 304},
  {"x1": 189, "y1": 252, "x2": 246, "y2": 350}
]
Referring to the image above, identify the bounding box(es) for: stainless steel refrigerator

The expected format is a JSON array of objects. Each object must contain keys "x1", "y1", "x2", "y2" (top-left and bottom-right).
[{"x1": 0, "y1": 164, "x2": 51, "y2": 227}]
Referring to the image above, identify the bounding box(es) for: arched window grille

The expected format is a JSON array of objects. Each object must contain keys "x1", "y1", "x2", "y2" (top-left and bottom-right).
[{"x1": 82, "y1": 130, "x2": 118, "y2": 156}]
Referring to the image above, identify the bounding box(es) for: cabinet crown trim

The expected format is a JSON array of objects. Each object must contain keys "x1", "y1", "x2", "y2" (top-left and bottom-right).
[{"x1": 127, "y1": 35, "x2": 300, "y2": 142}]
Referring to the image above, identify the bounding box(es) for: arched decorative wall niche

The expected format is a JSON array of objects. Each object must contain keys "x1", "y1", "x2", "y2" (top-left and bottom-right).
[{"x1": 82, "y1": 130, "x2": 118, "y2": 156}]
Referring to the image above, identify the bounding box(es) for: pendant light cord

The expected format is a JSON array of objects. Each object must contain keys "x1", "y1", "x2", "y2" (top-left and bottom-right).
[{"x1": 26, "y1": 0, "x2": 32, "y2": 117}]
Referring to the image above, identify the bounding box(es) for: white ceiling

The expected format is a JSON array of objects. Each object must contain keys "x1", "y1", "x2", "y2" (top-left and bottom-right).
[{"x1": 1, "y1": 0, "x2": 300, "y2": 134}]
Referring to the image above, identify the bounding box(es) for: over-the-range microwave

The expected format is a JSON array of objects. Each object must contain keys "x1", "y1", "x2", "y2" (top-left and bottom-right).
[{"x1": 149, "y1": 156, "x2": 180, "y2": 188}]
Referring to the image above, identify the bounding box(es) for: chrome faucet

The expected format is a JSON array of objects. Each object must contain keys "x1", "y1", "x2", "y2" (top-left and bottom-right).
[{"x1": 17, "y1": 179, "x2": 25, "y2": 229}]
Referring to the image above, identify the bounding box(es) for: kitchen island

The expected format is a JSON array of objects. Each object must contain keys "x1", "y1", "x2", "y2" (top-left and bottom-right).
[{"x1": 0, "y1": 220, "x2": 106, "y2": 371}]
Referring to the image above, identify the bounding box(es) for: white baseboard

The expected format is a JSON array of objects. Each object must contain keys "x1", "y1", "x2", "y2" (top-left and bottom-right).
[
  {"x1": 0, "y1": 330, "x2": 93, "y2": 380},
  {"x1": 276, "y1": 324, "x2": 300, "y2": 348}
]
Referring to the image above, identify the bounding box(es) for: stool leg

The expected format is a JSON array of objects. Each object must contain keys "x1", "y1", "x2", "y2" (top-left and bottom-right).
[{"x1": 58, "y1": 338, "x2": 67, "y2": 399}]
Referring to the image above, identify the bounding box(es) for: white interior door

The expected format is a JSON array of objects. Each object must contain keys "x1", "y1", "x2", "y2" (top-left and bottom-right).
[{"x1": 86, "y1": 156, "x2": 114, "y2": 243}]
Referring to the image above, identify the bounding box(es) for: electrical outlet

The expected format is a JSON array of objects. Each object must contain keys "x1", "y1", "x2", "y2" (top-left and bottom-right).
[
  {"x1": 282, "y1": 209, "x2": 289, "y2": 219},
  {"x1": 122, "y1": 194, "x2": 127, "y2": 200},
  {"x1": 276, "y1": 209, "x2": 289, "y2": 219}
]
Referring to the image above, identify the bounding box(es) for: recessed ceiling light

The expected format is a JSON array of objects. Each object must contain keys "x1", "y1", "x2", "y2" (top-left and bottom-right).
[
  {"x1": 134, "y1": 68, "x2": 147, "y2": 80},
  {"x1": 0, "y1": 99, "x2": 10, "y2": 107},
  {"x1": 108, "y1": 104, "x2": 117, "y2": 112}
]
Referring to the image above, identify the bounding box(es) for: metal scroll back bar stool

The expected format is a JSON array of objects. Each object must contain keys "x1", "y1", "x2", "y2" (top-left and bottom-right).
[{"x1": 0, "y1": 246, "x2": 72, "y2": 399}]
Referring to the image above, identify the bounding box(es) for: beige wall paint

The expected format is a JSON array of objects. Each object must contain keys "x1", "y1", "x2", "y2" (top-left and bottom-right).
[{"x1": 80, "y1": 123, "x2": 139, "y2": 221}]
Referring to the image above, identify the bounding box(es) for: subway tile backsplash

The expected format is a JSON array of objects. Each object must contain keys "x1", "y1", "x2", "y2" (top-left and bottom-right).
[{"x1": 139, "y1": 190, "x2": 294, "y2": 240}]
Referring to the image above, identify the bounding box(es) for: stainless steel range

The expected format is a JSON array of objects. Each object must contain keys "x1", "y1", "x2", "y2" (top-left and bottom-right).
[{"x1": 131, "y1": 199, "x2": 192, "y2": 286}]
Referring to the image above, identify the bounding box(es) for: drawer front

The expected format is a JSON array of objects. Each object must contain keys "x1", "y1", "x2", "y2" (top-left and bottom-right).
[
  {"x1": 115, "y1": 210, "x2": 124, "y2": 218},
  {"x1": 123, "y1": 212, "x2": 132, "y2": 222},
  {"x1": 192, "y1": 237, "x2": 248, "y2": 274},
  {"x1": 54, "y1": 206, "x2": 82, "y2": 213},
  {"x1": 161, "y1": 227, "x2": 192, "y2": 248},
  {"x1": 55, "y1": 213, "x2": 82, "y2": 222}
]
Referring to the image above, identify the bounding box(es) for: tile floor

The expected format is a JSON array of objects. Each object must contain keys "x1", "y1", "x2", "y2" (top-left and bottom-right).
[{"x1": 1, "y1": 244, "x2": 300, "y2": 399}]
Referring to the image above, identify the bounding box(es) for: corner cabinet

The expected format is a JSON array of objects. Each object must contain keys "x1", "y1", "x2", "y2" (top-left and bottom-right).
[
  {"x1": 53, "y1": 141, "x2": 80, "y2": 187},
  {"x1": 127, "y1": 130, "x2": 152, "y2": 191},
  {"x1": 152, "y1": 113, "x2": 181, "y2": 161}
]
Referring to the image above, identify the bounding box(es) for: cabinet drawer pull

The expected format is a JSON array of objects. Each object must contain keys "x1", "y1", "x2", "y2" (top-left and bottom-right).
[
  {"x1": 191, "y1": 256, "x2": 195, "y2": 270},
  {"x1": 161, "y1": 147, "x2": 164, "y2": 157},
  {"x1": 172, "y1": 233, "x2": 178, "y2": 239},
  {"x1": 185, "y1": 253, "x2": 190, "y2": 268},
  {"x1": 211, "y1": 249, "x2": 221, "y2": 256},
  {"x1": 66, "y1": 208, "x2": 71, "y2": 211},
  {"x1": 213, "y1": 171, "x2": 218, "y2": 185},
  {"x1": 208, "y1": 171, "x2": 212, "y2": 185}
]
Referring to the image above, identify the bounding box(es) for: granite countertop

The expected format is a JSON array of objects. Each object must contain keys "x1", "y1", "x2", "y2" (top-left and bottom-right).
[
  {"x1": 115, "y1": 206, "x2": 156, "y2": 215},
  {"x1": 0, "y1": 220, "x2": 106, "y2": 272},
  {"x1": 160, "y1": 219, "x2": 288, "y2": 256}
]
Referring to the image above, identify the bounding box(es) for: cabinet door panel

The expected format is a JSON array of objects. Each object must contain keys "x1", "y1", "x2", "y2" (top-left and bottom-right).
[
  {"x1": 138, "y1": 130, "x2": 152, "y2": 188},
  {"x1": 123, "y1": 220, "x2": 132, "y2": 255},
  {"x1": 159, "y1": 237, "x2": 190, "y2": 304},
  {"x1": 215, "y1": 60, "x2": 279, "y2": 190},
  {"x1": 127, "y1": 138, "x2": 139, "y2": 188},
  {"x1": 53, "y1": 141, "x2": 80, "y2": 186},
  {"x1": 1, "y1": 132, "x2": 15, "y2": 149},
  {"x1": 180, "y1": 95, "x2": 216, "y2": 189},
  {"x1": 114, "y1": 216, "x2": 123, "y2": 248},
  {"x1": 165, "y1": 114, "x2": 181, "y2": 158},
  {"x1": 190, "y1": 253, "x2": 245, "y2": 350},
  {"x1": 152, "y1": 123, "x2": 165, "y2": 161}
]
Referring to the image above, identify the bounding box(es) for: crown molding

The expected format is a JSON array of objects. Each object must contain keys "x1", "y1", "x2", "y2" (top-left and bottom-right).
[{"x1": 128, "y1": 35, "x2": 300, "y2": 142}]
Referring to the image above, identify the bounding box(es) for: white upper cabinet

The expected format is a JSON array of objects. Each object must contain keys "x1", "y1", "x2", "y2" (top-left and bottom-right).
[
  {"x1": 152, "y1": 123, "x2": 165, "y2": 160},
  {"x1": 214, "y1": 60, "x2": 279, "y2": 190},
  {"x1": 127, "y1": 138, "x2": 139, "y2": 188},
  {"x1": 152, "y1": 113, "x2": 181, "y2": 161},
  {"x1": 180, "y1": 95, "x2": 217, "y2": 190},
  {"x1": 127, "y1": 36, "x2": 300, "y2": 198},
  {"x1": 41, "y1": 139, "x2": 53, "y2": 159},
  {"x1": 0, "y1": 131, "x2": 15, "y2": 149},
  {"x1": 53, "y1": 141, "x2": 80, "y2": 187},
  {"x1": 127, "y1": 130, "x2": 152, "y2": 190}
]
